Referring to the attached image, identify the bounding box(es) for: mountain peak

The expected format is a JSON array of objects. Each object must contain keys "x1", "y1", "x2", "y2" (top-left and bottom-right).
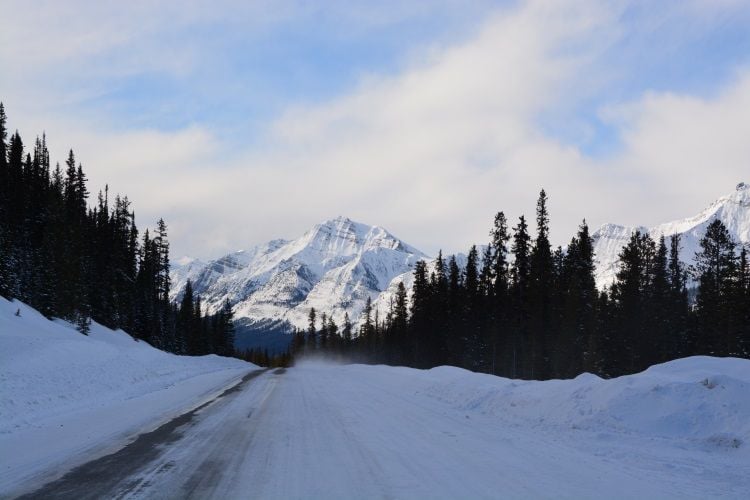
[
  {"x1": 170, "y1": 216, "x2": 427, "y2": 332},
  {"x1": 737, "y1": 181, "x2": 748, "y2": 191},
  {"x1": 302, "y1": 216, "x2": 423, "y2": 258}
]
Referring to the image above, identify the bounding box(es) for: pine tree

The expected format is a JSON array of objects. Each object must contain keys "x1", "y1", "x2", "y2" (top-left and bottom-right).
[
  {"x1": 610, "y1": 230, "x2": 656, "y2": 374},
  {"x1": 342, "y1": 312, "x2": 353, "y2": 352},
  {"x1": 391, "y1": 281, "x2": 409, "y2": 364},
  {"x1": 667, "y1": 234, "x2": 690, "y2": 357},
  {"x1": 529, "y1": 189, "x2": 554, "y2": 378},
  {"x1": 319, "y1": 312, "x2": 329, "y2": 351},
  {"x1": 446, "y1": 254, "x2": 464, "y2": 367},
  {"x1": 694, "y1": 220, "x2": 738, "y2": 356},
  {"x1": 647, "y1": 236, "x2": 671, "y2": 366},
  {"x1": 307, "y1": 308, "x2": 317, "y2": 352},
  {"x1": 463, "y1": 245, "x2": 482, "y2": 370},
  {"x1": 558, "y1": 221, "x2": 599, "y2": 377},
  {"x1": 410, "y1": 260, "x2": 430, "y2": 367},
  {"x1": 489, "y1": 212, "x2": 510, "y2": 375},
  {"x1": 218, "y1": 299, "x2": 236, "y2": 356},
  {"x1": 736, "y1": 247, "x2": 750, "y2": 356},
  {"x1": 359, "y1": 297, "x2": 375, "y2": 359},
  {"x1": 428, "y1": 251, "x2": 449, "y2": 366},
  {"x1": 510, "y1": 215, "x2": 531, "y2": 378}
]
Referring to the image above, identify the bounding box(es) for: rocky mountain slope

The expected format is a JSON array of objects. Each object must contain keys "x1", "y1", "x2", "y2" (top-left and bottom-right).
[{"x1": 170, "y1": 216, "x2": 425, "y2": 335}]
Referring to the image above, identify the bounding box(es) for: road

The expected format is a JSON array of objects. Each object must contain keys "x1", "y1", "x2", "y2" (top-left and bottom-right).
[{"x1": 18, "y1": 363, "x2": 747, "y2": 499}]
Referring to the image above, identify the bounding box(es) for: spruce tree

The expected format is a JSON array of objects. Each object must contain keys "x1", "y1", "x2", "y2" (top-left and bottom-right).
[
  {"x1": 410, "y1": 260, "x2": 430, "y2": 367},
  {"x1": 342, "y1": 312, "x2": 353, "y2": 352},
  {"x1": 489, "y1": 212, "x2": 510, "y2": 375},
  {"x1": 392, "y1": 281, "x2": 409, "y2": 364},
  {"x1": 510, "y1": 216, "x2": 531, "y2": 378},
  {"x1": 445, "y1": 254, "x2": 464, "y2": 367},
  {"x1": 463, "y1": 245, "x2": 482, "y2": 370},
  {"x1": 307, "y1": 308, "x2": 317, "y2": 352},
  {"x1": 610, "y1": 230, "x2": 656, "y2": 374},
  {"x1": 529, "y1": 190, "x2": 554, "y2": 378},
  {"x1": 694, "y1": 220, "x2": 738, "y2": 356},
  {"x1": 667, "y1": 234, "x2": 690, "y2": 357},
  {"x1": 648, "y1": 236, "x2": 671, "y2": 366}
]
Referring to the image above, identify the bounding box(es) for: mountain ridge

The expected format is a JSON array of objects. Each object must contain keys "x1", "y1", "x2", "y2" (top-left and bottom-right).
[
  {"x1": 592, "y1": 182, "x2": 749, "y2": 288},
  {"x1": 171, "y1": 184, "x2": 749, "y2": 339}
]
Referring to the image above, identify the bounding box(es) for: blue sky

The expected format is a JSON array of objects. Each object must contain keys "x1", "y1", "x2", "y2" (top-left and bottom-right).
[{"x1": 1, "y1": 0, "x2": 749, "y2": 258}]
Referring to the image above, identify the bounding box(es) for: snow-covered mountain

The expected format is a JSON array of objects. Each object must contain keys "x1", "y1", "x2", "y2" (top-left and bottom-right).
[
  {"x1": 172, "y1": 183, "x2": 749, "y2": 342},
  {"x1": 593, "y1": 182, "x2": 750, "y2": 289},
  {"x1": 170, "y1": 216, "x2": 426, "y2": 333}
]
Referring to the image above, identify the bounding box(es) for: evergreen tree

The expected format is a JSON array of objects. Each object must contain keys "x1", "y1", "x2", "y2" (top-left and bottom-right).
[
  {"x1": 647, "y1": 236, "x2": 671, "y2": 366},
  {"x1": 462, "y1": 245, "x2": 482, "y2": 370},
  {"x1": 410, "y1": 260, "x2": 430, "y2": 367},
  {"x1": 319, "y1": 312, "x2": 329, "y2": 351},
  {"x1": 609, "y1": 230, "x2": 656, "y2": 374},
  {"x1": 342, "y1": 312, "x2": 353, "y2": 351},
  {"x1": 445, "y1": 254, "x2": 464, "y2": 367},
  {"x1": 179, "y1": 280, "x2": 196, "y2": 353},
  {"x1": 489, "y1": 212, "x2": 510, "y2": 375},
  {"x1": 557, "y1": 221, "x2": 599, "y2": 377},
  {"x1": 667, "y1": 234, "x2": 690, "y2": 357},
  {"x1": 736, "y1": 247, "x2": 750, "y2": 356},
  {"x1": 510, "y1": 216, "x2": 531, "y2": 378},
  {"x1": 694, "y1": 220, "x2": 738, "y2": 356},
  {"x1": 529, "y1": 190, "x2": 554, "y2": 378},
  {"x1": 391, "y1": 281, "x2": 409, "y2": 364},
  {"x1": 359, "y1": 297, "x2": 375, "y2": 359},
  {"x1": 307, "y1": 308, "x2": 317, "y2": 352}
]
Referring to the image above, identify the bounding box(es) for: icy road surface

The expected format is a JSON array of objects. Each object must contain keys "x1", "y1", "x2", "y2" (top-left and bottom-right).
[{"x1": 19, "y1": 360, "x2": 750, "y2": 500}]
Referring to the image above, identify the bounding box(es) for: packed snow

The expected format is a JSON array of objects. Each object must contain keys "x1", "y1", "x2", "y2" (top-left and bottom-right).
[
  {"x1": 48, "y1": 359, "x2": 746, "y2": 499},
  {"x1": 0, "y1": 296, "x2": 253, "y2": 494}
]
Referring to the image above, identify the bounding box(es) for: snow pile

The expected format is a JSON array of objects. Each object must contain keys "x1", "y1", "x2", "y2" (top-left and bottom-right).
[
  {"x1": 417, "y1": 357, "x2": 750, "y2": 451},
  {"x1": 0, "y1": 296, "x2": 252, "y2": 491}
]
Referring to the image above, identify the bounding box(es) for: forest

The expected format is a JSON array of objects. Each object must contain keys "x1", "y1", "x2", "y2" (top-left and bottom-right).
[{"x1": 0, "y1": 103, "x2": 235, "y2": 357}]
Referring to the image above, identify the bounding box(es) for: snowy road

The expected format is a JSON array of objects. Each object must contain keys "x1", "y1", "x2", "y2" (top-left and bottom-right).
[{"x1": 17, "y1": 361, "x2": 748, "y2": 499}]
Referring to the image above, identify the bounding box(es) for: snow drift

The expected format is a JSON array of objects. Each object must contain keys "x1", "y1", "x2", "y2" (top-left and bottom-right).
[
  {"x1": 414, "y1": 357, "x2": 750, "y2": 451},
  {"x1": 0, "y1": 296, "x2": 253, "y2": 493}
]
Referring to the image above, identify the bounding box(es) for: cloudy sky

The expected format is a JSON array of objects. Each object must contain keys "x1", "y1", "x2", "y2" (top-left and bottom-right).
[{"x1": 1, "y1": 0, "x2": 749, "y2": 259}]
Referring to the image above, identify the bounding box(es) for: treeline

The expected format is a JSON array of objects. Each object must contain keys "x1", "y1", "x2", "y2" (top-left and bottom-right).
[
  {"x1": 0, "y1": 103, "x2": 234, "y2": 356},
  {"x1": 237, "y1": 347, "x2": 293, "y2": 368},
  {"x1": 300, "y1": 190, "x2": 749, "y2": 379}
]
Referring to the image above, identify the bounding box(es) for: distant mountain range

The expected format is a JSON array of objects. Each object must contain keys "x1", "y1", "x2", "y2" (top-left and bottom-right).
[
  {"x1": 171, "y1": 183, "x2": 749, "y2": 349},
  {"x1": 591, "y1": 182, "x2": 749, "y2": 288}
]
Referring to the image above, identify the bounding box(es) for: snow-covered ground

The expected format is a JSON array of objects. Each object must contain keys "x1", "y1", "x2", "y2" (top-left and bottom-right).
[
  {"x1": 0, "y1": 296, "x2": 253, "y2": 494},
  {"x1": 2, "y1": 296, "x2": 748, "y2": 498},
  {"x1": 254, "y1": 360, "x2": 748, "y2": 499}
]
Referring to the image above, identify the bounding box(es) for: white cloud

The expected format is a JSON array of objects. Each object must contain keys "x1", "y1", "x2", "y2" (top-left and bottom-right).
[
  {"x1": 1, "y1": 0, "x2": 748, "y2": 259},
  {"x1": 600, "y1": 71, "x2": 750, "y2": 224}
]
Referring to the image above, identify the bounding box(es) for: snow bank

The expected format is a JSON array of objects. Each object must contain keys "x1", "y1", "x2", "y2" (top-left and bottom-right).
[
  {"x1": 0, "y1": 296, "x2": 254, "y2": 493},
  {"x1": 283, "y1": 360, "x2": 750, "y2": 498},
  {"x1": 415, "y1": 357, "x2": 750, "y2": 451}
]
